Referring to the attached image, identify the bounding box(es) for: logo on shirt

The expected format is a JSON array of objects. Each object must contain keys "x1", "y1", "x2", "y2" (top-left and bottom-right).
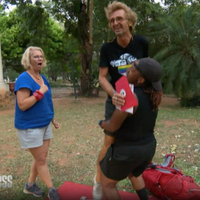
[{"x1": 110, "y1": 53, "x2": 137, "y2": 75}]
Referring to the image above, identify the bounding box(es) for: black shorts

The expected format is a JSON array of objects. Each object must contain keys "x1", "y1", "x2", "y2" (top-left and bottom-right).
[
  {"x1": 100, "y1": 137, "x2": 156, "y2": 181},
  {"x1": 104, "y1": 97, "x2": 115, "y2": 137}
]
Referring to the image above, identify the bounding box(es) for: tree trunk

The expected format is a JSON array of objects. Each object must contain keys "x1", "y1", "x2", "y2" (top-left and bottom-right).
[
  {"x1": 80, "y1": 43, "x2": 92, "y2": 95},
  {"x1": 78, "y1": 0, "x2": 93, "y2": 96}
]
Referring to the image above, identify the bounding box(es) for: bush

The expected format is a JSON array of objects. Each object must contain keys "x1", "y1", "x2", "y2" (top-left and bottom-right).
[{"x1": 180, "y1": 96, "x2": 200, "y2": 107}]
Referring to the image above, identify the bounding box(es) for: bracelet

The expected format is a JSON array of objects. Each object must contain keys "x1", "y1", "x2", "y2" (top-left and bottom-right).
[
  {"x1": 112, "y1": 91, "x2": 117, "y2": 98},
  {"x1": 33, "y1": 92, "x2": 42, "y2": 100},
  {"x1": 36, "y1": 90, "x2": 44, "y2": 97},
  {"x1": 33, "y1": 90, "x2": 44, "y2": 101}
]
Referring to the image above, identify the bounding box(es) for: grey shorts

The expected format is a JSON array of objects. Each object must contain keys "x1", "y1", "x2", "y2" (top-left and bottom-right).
[
  {"x1": 17, "y1": 123, "x2": 53, "y2": 149},
  {"x1": 104, "y1": 97, "x2": 115, "y2": 137}
]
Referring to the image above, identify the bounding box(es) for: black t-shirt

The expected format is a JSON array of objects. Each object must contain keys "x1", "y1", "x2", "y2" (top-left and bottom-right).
[
  {"x1": 99, "y1": 35, "x2": 149, "y2": 88},
  {"x1": 114, "y1": 86, "x2": 158, "y2": 146}
]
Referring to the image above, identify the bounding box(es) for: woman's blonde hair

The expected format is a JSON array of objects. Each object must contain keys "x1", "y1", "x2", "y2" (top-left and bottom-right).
[
  {"x1": 104, "y1": 1, "x2": 137, "y2": 32},
  {"x1": 21, "y1": 46, "x2": 47, "y2": 70}
]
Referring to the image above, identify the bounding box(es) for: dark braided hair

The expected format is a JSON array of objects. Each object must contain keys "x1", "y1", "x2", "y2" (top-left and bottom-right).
[{"x1": 143, "y1": 83, "x2": 163, "y2": 111}]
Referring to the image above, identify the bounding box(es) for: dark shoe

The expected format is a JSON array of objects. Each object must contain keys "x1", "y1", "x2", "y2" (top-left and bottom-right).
[
  {"x1": 48, "y1": 188, "x2": 61, "y2": 200},
  {"x1": 23, "y1": 183, "x2": 44, "y2": 197}
]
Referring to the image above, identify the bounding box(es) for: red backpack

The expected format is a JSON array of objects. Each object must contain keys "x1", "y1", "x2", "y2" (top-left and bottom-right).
[{"x1": 142, "y1": 154, "x2": 200, "y2": 200}]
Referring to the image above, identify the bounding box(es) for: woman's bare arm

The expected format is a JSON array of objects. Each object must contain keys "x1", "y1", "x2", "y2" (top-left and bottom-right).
[{"x1": 16, "y1": 88, "x2": 38, "y2": 111}]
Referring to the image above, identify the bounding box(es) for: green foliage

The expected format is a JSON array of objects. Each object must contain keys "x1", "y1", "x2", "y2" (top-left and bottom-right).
[
  {"x1": 0, "y1": 9, "x2": 25, "y2": 73},
  {"x1": 180, "y1": 96, "x2": 200, "y2": 107},
  {"x1": 16, "y1": 4, "x2": 50, "y2": 46},
  {"x1": 2, "y1": 0, "x2": 200, "y2": 97},
  {"x1": 147, "y1": 4, "x2": 200, "y2": 101},
  {"x1": 44, "y1": 0, "x2": 94, "y2": 94},
  {"x1": 1, "y1": 0, "x2": 171, "y2": 95},
  {"x1": 0, "y1": 4, "x2": 77, "y2": 81},
  {"x1": 91, "y1": 63, "x2": 100, "y2": 89},
  {"x1": 4, "y1": 68, "x2": 19, "y2": 81}
]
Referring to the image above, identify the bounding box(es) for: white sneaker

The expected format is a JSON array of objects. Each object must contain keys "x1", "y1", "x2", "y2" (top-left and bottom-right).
[{"x1": 92, "y1": 175, "x2": 103, "y2": 200}]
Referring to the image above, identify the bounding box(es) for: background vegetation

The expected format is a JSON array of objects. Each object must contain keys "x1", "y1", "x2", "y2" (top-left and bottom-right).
[
  {"x1": 0, "y1": 0, "x2": 199, "y2": 198},
  {"x1": 0, "y1": 0, "x2": 200, "y2": 104}
]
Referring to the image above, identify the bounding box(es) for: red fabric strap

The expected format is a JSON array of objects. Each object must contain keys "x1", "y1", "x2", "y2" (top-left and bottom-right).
[
  {"x1": 36, "y1": 90, "x2": 44, "y2": 97},
  {"x1": 33, "y1": 90, "x2": 43, "y2": 101}
]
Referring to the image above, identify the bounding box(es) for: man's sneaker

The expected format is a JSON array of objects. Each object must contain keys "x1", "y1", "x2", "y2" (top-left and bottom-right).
[
  {"x1": 23, "y1": 183, "x2": 44, "y2": 197},
  {"x1": 92, "y1": 175, "x2": 103, "y2": 200},
  {"x1": 48, "y1": 188, "x2": 61, "y2": 200}
]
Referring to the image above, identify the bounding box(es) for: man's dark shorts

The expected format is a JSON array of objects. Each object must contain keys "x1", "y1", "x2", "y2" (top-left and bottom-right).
[
  {"x1": 100, "y1": 137, "x2": 156, "y2": 181},
  {"x1": 104, "y1": 96, "x2": 115, "y2": 137}
]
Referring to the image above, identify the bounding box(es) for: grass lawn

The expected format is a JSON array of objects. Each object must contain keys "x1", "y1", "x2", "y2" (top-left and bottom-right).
[{"x1": 0, "y1": 90, "x2": 200, "y2": 199}]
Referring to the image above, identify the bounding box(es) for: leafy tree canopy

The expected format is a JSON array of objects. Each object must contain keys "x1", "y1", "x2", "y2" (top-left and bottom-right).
[
  {"x1": 0, "y1": 4, "x2": 75, "y2": 81},
  {"x1": 147, "y1": 4, "x2": 200, "y2": 98}
]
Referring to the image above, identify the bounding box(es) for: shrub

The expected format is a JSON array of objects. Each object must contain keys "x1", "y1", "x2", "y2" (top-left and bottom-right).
[{"x1": 180, "y1": 96, "x2": 200, "y2": 107}]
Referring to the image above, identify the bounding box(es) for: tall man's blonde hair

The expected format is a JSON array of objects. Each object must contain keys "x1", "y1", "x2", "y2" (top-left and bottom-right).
[{"x1": 104, "y1": 1, "x2": 137, "y2": 32}]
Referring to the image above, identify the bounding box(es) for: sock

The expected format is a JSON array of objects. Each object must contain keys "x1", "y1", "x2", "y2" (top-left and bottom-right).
[
  {"x1": 136, "y1": 187, "x2": 148, "y2": 200},
  {"x1": 27, "y1": 182, "x2": 34, "y2": 187},
  {"x1": 49, "y1": 186, "x2": 55, "y2": 191}
]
